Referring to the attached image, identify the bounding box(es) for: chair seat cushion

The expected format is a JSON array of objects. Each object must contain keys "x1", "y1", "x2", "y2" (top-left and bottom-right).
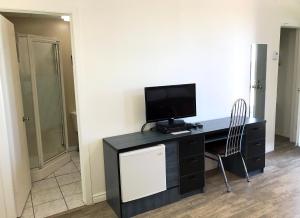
[{"x1": 206, "y1": 142, "x2": 226, "y2": 155}]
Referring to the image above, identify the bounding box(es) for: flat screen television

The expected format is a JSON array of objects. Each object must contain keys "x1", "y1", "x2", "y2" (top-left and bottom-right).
[{"x1": 144, "y1": 83, "x2": 196, "y2": 123}]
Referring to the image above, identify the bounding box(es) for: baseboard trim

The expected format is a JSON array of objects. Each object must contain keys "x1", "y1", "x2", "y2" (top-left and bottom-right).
[
  {"x1": 93, "y1": 192, "x2": 106, "y2": 203},
  {"x1": 266, "y1": 145, "x2": 274, "y2": 153},
  {"x1": 68, "y1": 145, "x2": 79, "y2": 152}
]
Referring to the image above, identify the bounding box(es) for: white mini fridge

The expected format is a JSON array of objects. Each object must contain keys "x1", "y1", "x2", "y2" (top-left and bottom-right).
[{"x1": 119, "y1": 144, "x2": 167, "y2": 202}]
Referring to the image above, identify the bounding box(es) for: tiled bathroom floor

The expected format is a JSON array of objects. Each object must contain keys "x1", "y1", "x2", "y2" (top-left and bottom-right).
[{"x1": 22, "y1": 151, "x2": 83, "y2": 218}]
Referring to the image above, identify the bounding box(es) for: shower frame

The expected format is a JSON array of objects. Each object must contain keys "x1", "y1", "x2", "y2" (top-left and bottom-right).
[{"x1": 17, "y1": 34, "x2": 69, "y2": 169}]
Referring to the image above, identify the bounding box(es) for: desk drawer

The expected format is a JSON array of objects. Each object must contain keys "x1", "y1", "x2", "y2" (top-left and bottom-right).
[
  {"x1": 180, "y1": 172, "x2": 204, "y2": 194},
  {"x1": 245, "y1": 139, "x2": 265, "y2": 158},
  {"x1": 180, "y1": 155, "x2": 204, "y2": 176},
  {"x1": 246, "y1": 155, "x2": 265, "y2": 172},
  {"x1": 179, "y1": 135, "x2": 204, "y2": 158},
  {"x1": 245, "y1": 123, "x2": 265, "y2": 141}
]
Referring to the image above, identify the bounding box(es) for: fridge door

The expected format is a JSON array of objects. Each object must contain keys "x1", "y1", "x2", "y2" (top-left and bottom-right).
[{"x1": 119, "y1": 144, "x2": 166, "y2": 202}]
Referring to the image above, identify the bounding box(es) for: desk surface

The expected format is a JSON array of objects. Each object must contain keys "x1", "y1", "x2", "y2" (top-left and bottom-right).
[{"x1": 103, "y1": 117, "x2": 265, "y2": 152}]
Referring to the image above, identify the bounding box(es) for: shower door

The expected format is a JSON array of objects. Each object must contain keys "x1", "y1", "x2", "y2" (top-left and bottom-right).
[
  {"x1": 31, "y1": 37, "x2": 66, "y2": 163},
  {"x1": 18, "y1": 35, "x2": 67, "y2": 168}
]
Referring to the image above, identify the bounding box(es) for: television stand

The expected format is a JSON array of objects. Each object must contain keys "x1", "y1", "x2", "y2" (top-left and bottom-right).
[{"x1": 156, "y1": 119, "x2": 186, "y2": 134}]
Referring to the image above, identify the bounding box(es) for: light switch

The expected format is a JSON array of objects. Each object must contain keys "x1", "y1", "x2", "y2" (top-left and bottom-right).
[{"x1": 273, "y1": 51, "x2": 279, "y2": 61}]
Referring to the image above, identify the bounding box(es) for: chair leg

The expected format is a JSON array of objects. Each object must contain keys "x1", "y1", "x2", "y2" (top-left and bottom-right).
[
  {"x1": 239, "y1": 152, "x2": 250, "y2": 182},
  {"x1": 218, "y1": 155, "x2": 231, "y2": 192}
]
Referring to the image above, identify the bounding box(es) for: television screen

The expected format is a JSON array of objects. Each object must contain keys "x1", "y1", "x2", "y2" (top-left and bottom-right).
[{"x1": 145, "y1": 84, "x2": 196, "y2": 122}]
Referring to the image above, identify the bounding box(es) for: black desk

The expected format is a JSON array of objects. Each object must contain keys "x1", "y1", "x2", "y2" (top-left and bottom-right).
[{"x1": 103, "y1": 117, "x2": 266, "y2": 218}]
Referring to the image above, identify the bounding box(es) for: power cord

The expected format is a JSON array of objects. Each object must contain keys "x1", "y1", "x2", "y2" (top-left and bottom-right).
[{"x1": 141, "y1": 123, "x2": 147, "y2": 133}]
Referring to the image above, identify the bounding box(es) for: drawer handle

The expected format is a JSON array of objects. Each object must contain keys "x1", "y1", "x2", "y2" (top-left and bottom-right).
[
  {"x1": 255, "y1": 143, "x2": 262, "y2": 146},
  {"x1": 255, "y1": 158, "x2": 262, "y2": 162}
]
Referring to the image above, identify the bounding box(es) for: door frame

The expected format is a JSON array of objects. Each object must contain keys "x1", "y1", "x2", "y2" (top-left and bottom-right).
[
  {"x1": 276, "y1": 25, "x2": 300, "y2": 146},
  {"x1": 0, "y1": 8, "x2": 94, "y2": 207}
]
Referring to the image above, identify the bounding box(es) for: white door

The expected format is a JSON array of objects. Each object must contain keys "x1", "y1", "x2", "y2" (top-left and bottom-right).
[
  {"x1": 0, "y1": 178, "x2": 7, "y2": 218},
  {"x1": 293, "y1": 30, "x2": 300, "y2": 146},
  {"x1": 249, "y1": 44, "x2": 267, "y2": 119},
  {"x1": 0, "y1": 15, "x2": 31, "y2": 217}
]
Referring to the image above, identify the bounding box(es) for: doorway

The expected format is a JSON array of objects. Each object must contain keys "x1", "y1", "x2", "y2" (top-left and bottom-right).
[
  {"x1": 275, "y1": 28, "x2": 298, "y2": 149},
  {"x1": 0, "y1": 12, "x2": 82, "y2": 217}
]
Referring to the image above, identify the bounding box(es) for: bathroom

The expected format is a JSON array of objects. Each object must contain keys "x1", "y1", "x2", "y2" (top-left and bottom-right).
[{"x1": 1, "y1": 12, "x2": 82, "y2": 217}]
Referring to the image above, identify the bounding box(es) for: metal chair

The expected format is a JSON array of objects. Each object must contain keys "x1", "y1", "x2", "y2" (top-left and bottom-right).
[{"x1": 206, "y1": 99, "x2": 250, "y2": 192}]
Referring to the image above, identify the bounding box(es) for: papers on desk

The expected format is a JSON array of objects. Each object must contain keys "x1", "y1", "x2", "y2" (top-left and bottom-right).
[{"x1": 171, "y1": 130, "x2": 191, "y2": 135}]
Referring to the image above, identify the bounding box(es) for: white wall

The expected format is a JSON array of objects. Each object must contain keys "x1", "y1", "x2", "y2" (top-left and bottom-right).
[
  {"x1": 1, "y1": 0, "x2": 300, "y2": 205},
  {"x1": 276, "y1": 28, "x2": 296, "y2": 138}
]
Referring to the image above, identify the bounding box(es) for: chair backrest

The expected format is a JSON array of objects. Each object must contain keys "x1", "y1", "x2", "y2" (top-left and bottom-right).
[{"x1": 225, "y1": 99, "x2": 247, "y2": 157}]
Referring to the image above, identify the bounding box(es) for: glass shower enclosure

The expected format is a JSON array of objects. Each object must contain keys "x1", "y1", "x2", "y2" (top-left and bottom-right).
[{"x1": 17, "y1": 34, "x2": 68, "y2": 169}]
